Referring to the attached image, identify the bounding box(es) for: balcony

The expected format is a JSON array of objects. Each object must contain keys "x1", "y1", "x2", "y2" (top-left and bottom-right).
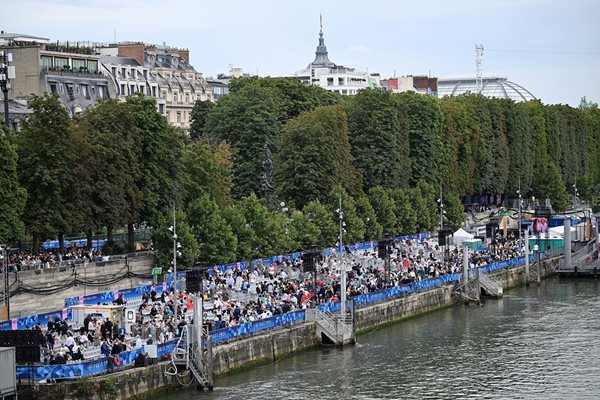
[{"x1": 41, "y1": 67, "x2": 105, "y2": 79}]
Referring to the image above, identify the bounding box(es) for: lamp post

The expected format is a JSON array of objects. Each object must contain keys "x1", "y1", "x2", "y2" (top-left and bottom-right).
[
  {"x1": 337, "y1": 194, "x2": 347, "y2": 319},
  {"x1": 0, "y1": 50, "x2": 13, "y2": 129},
  {"x1": 1, "y1": 246, "x2": 9, "y2": 320},
  {"x1": 517, "y1": 177, "x2": 523, "y2": 241},
  {"x1": 169, "y1": 205, "x2": 181, "y2": 323}
]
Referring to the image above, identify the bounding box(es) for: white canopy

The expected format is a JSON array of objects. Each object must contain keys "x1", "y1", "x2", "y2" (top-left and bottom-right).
[
  {"x1": 453, "y1": 228, "x2": 474, "y2": 245},
  {"x1": 548, "y1": 225, "x2": 575, "y2": 238}
]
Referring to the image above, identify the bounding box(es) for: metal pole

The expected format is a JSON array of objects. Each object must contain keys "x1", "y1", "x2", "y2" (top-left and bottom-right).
[
  {"x1": 172, "y1": 205, "x2": 178, "y2": 323},
  {"x1": 518, "y1": 177, "x2": 522, "y2": 241},
  {"x1": 1, "y1": 51, "x2": 9, "y2": 129},
  {"x1": 525, "y1": 229, "x2": 530, "y2": 284},
  {"x1": 339, "y1": 195, "x2": 346, "y2": 318},
  {"x1": 564, "y1": 217, "x2": 572, "y2": 271},
  {"x1": 2, "y1": 247, "x2": 9, "y2": 320},
  {"x1": 463, "y1": 245, "x2": 469, "y2": 288}
]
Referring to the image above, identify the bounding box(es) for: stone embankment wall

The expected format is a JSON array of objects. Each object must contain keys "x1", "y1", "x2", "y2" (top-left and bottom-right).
[
  {"x1": 4, "y1": 255, "x2": 155, "y2": 317},
  {"x1": 25, "y1": 257, "x2": 560, "y2": 400}
]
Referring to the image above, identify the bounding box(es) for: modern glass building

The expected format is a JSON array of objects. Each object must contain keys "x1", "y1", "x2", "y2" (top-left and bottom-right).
[{"x1": 437, "y1": 76, "x2": 536, "y2": 102}]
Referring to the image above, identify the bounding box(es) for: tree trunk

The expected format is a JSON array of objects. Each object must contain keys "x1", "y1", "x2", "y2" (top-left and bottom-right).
[
  {"x1": 32, "y1": 232, "x2": 39, "y2": 252},
  {"x1": 86, "y1": 229, "x2": 93, "y2": 250},
  {"x1": 58, "y1": 232, "x2": 65, "y2": 253},
  {"x1": 107, "y1": 225, "x2": 113, "y2": 244},
  {"x1": 127, "y1": 223, "x2": 135, "y2": 253}
]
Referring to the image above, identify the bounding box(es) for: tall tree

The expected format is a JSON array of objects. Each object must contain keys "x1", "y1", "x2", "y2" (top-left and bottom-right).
[
  {"x1": 288, "y1": 210, "x2": 321, "y2": 251},
  {"x1": 347, "y1": 88, "x2": 409, "y2": 189},
  {"x1": 187, "y1": 195, "x2": 237, "y2": 264},
  {"x1": 327, "y1": 188, "x2": 365, "y2": 245},
  {"x1": 227, "y1": 76, "x2": 339, "y2": 123},
  {"x1": 126, "y1": 94, "x2": 183, "y2": 230},
  {"x1": 207, "y1": 85, "x2": 282, "y2": 198},
  {"x1": 389, "y1": 189, "x2": 417, "y2": 235},
  {"x1": 368, "y1": 186, "x2": 397, "y2": 234},
  {"x1": 303, "y1": 200, "x2": 338, "y2": 247},
  {"x1": 273, "y1": 105, "x2": 362, "y2": 208},
  {"x1": 17, "y1": 94, "x2": 74, "y2": 250},
  {"x1": 181, "y1": 141, "x2": 233, "y2": 207},
  {"x1": 394, "y1": 91, "x2": 445, "y2": 186},
  {"x1": 79, "y1": 100, "x2": 143, "y2": 249},
  {"x1": 239, "y1": 193, "x2": 290, "y2": 259},
  {"x1": 152, "y1": 209, "x2": 199, "y2": 270},
  {"x1": 355, "y1": 195, "x2": 383, "y2": 240},
  {"x1": 189, "y1": 99, "x2": 215, "y2": 140},
  {"x1": 0, "y1": 127, "x2": 26, "y2": 243}
]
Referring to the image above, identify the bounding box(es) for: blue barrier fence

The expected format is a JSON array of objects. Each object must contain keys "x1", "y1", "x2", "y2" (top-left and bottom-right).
[
  {"x1": 16, "y1": 347, "x2": 144, "y2": 380},
  {"x1": 208, "y1": 309, "x2": 306, "y2": 344}
]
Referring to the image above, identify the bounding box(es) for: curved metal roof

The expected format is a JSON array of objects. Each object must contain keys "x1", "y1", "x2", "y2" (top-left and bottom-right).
[{"x1": 437, "y1": 76, "x2": 536, "y2": 102}]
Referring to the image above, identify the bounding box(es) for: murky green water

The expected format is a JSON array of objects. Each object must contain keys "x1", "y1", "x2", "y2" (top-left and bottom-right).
[{"x1": 160, "y1": 277, "x2": 600, "y2": 399}]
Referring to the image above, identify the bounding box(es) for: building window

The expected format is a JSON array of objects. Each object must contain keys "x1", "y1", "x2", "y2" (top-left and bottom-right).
[
  {"x1": 66, "y1": 83, "x2": 75, "y2": 100},
  {"x1": 121, "y1": 67, "x2": 126, "y2": 77},
  {"x1": 49, "y1": 82, "x2": 58, "y2": 95},
  {"x1": 338, "y1": 77, "x2": 344, "y2": 86},
  {"x1": 81, "y1": 84, "x2": 90, "y2": 99},
  {"x1": 41, "y1": 56, "x2": 53, "y2": 70},
  {"x1": 54, "y1": 58, "x2": 69, "y2": 69},
  {"x1": 139, "y1": 86, "x2": 144, "y2": 95},
  {"x1": 130, "y1": 85, "x2": 135, "y2": 94},
  {"x1": 120, "y1": 84, "x2": 126, "y2": 95},
  {"x1": 72, "y1": 59, "x2": 86, "y2": 72},
  {"x1": 327, "y1": 77, "x2": 333, "y2": 86},
  {"x1": 98, "y1": 86, "x2": 105, "y2": 99},
  {"x1": 152, "y1": 86, "x2": 157, "y2": 97},
  {"x1": 87, "y1": 61, "x2": 98, "y2": 73},
  {"x1": 176, "y1": 112, "x2": 181, "y2": 123},
  {"x1": 158, "y1": 103, "x2": 165, "y2": 114}
]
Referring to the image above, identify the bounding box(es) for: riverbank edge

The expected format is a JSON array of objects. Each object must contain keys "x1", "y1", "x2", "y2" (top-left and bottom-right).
[{"x1": 23, "y1": 256, "x2": 560, "y2": 399}]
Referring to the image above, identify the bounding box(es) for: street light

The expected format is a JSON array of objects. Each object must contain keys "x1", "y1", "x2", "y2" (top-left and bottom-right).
[
  {"x1": 0, "y1": 50, "x2": 15, "y2": 129},
  {"x1": 1, "y1": 246, "x2": 9, "y2": 320},
  {"x1": 336, "y1": 195, "x2": 347, "y2": 319},
  {"x1": 170, "y1": 204, "x2": 179, "y2": 323}
]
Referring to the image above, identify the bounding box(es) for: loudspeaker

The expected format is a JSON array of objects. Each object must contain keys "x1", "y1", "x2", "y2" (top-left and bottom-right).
[
  {"x1": 0, "y1": 330, "x2": 43, "y2": 363},
  {"x1": 301, "y1": 251, "x2": 315, "y2": 272},
  {"x1": 186, "y1": 269, "x2": 202, "y2": 293},
  {"x1": 438, "y1": 231, "x2": 446, "y2": 246}
]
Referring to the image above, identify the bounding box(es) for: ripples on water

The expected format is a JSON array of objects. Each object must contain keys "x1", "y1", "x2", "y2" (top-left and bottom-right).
[{"x1": 158, "y1": 277, "x2": 600, "y2": 400}]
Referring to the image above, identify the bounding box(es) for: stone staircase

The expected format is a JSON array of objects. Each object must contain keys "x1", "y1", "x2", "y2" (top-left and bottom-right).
[
  {"x1": 313, "y1": 310, "x2": 354, "y2": 346},
  {"x1": 478, "y1": 270, "x2": 503, "y2": 297}
]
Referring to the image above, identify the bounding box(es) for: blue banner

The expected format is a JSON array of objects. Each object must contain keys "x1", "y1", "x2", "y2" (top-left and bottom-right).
[
  {"x1": 15, "y1": 348, "x2": 145, "y2": 380},
  {"x1": 209, "y1": 310, "x2": 306, "y2": 343}
]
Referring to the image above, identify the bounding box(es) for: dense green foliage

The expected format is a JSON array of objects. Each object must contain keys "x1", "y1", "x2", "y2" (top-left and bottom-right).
[
  {"x1": 0, "y1": 126, "x2": 26, "y2": 243},
  {"x1": 3, "y1": 79, "x2": 599, "y2": 268}
]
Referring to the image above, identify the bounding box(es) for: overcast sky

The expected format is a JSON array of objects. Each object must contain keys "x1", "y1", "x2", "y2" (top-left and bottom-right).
[{"x1": 4, "y1": 0, "x2": 599, "y2": 106}]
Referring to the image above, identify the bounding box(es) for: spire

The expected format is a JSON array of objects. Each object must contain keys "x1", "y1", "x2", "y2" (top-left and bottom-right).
[{"x1": 311, "y1": 14, "x2": 336, "y2": 68}]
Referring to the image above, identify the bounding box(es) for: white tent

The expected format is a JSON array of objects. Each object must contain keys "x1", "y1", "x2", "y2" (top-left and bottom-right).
[
  {"x1": 453, "y1": 228, "x2": 474, "y2": 245},
  {"x1": 548, "y1": 225, "x2": 575, "y2": 238}
]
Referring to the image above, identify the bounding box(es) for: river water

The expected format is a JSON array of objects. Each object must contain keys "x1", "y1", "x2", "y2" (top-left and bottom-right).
[{"x1": 160, "y1": 277, "x2": 600, "y2": 399}]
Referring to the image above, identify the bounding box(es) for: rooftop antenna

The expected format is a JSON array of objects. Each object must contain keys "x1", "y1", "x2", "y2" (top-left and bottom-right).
[{"x1": 476, "y1": 44, "x2": 484, "y2": 94}]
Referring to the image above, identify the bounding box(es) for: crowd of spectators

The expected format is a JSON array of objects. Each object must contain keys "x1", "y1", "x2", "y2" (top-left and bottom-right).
[
  {"x1": 5, "y1": 247, "x2": 103, "y2": 272},
  {"x1": 27, "y1": 233, "x2": 527, "y2": 366}
]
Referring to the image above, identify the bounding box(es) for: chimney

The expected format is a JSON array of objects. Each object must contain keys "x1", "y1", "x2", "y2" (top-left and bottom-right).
[
  {"x1": 178, "y1": 49, "x2": 189, "y2": 63},
  {"x1": 117, "y1": 43, "x2": 145, "y2": 65}
]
